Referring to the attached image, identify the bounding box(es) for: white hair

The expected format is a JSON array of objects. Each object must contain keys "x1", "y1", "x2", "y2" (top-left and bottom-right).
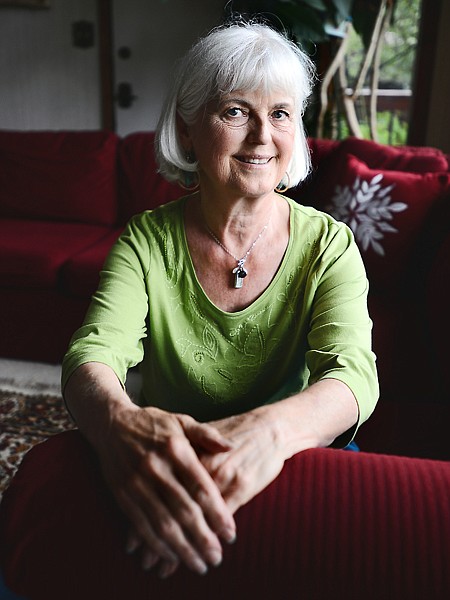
[{"x1": 155, "y1": 21, "x2": 316, "y2": 188}]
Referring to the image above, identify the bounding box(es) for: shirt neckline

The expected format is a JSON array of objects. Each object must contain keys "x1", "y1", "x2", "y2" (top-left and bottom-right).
[{"x1": 179, "y1": 195, "x2": 295, "y2": 317}]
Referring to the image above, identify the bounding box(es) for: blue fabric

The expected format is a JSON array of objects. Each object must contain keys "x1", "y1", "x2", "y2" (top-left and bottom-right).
[
  {"x1": 0, "y1": 571, "x2": 26, "y2": 599},
  {"x1": 344, "y1": 441, "x2": 360, "y2": 452}
]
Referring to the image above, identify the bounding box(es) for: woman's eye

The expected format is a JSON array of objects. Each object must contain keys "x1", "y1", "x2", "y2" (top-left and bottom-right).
[
  {"x1": 271, "y1": 110, "x2": 289, "y2": 121},
  {"x1": 223, "y1": 107, "x2": 248, "y2": 124}
]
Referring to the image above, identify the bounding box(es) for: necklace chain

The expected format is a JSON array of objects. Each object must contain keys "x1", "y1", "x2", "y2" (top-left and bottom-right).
[{"x1": 205, "y1": 210, "x2": 272, "y2": 289}]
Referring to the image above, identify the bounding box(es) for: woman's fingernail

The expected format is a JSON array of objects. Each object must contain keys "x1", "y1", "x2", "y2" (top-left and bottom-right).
[
  {"x1": 125, "y1": 538, "x2": 140, "y2": 554},
  {"x1": 221, "y1": 527, "x2": 237, "y2": 544},
  {"x1": 207, "y1": 549, "x2": 222, "y2": 567},
  {"x1": 192, "y1": 557, "x2": 208, "y2": 575},
  {"x1": 162, "y1": 548, "x2": 179, "y2": 563},
  {"x1": 158, "y1": 561, "x2": 179, "y2": 579},
  {"x1": 142, "y1": 553, "x2": 159, "y2": 571}
]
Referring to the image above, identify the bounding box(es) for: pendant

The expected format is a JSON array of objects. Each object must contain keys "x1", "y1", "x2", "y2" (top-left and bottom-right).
[{"x1": 233, "y1": 266, "x2": 248, "y2": 289}]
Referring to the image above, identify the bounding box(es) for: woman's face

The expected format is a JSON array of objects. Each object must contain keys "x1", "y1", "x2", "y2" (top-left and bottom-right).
[{"x1": 180, "y1": 89, "x2": 296, "y2": 200}]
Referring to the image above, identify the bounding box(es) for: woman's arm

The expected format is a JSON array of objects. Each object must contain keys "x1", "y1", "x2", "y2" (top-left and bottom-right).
[
  {"x1": 201, "y1": 378, "x2": 358, "y2": 513},
  {"x1": 63, "y1": 362, "x2": 236, "y2": 577}
]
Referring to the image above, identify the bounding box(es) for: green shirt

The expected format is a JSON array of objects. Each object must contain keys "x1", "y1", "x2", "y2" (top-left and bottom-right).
[{"x1": 62, "y1": 196, "x2": 378, "y2": 434}]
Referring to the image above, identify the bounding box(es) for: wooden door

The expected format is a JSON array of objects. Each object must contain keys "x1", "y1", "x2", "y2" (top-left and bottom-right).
[
  {"x1": 107, "y1": 0, "x2": 225, "y2": 136},
  {"x1": 0, "y1": 0, "x2": 101, "y2": 130}
]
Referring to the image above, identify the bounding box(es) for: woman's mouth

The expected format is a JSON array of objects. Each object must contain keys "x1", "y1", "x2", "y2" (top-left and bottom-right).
[{"x1": 235, "y1": 156, "x2": 272, "y2": 165}]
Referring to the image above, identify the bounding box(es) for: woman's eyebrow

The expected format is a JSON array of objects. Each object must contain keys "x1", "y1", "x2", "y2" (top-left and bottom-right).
[
  {"x1": 219, "y1": 97, "x2": 251, "y2": 108},
  {"x1": 272, "y1": 102, "x2": 294, "y2": 110},
  {"x1": 219, "y1": 98, "x2": 294, "y2": 110}
]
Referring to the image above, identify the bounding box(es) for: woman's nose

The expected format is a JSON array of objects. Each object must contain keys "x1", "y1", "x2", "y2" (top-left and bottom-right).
[{"x1": 247, "y1": 116, "x2": 271, "y2": 144}]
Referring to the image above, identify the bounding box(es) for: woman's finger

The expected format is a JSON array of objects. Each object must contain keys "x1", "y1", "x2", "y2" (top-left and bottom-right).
[
  {"x1": 178, "y1": 414, "x2": 234, "y2": 453},
  {"x1": 137, "y1": 450, "x2": 223, "y2": 572},
  {"x1": 116, "y1": 488, "x2": 179, "y2": 565},
  {"x1": 141, "y1": 548, "x2": 160, "y2": 571},
  {"x1": 158, "y1": 559, "x2": 181, "y2": 579},
  {"x1": 163, "y1": 433, "x2": 237, "y2": 543},
  {"x1": 127, "y1": 528, "x2": 179, "y2": 575},
  {"x1": 116, "y1": 456, "x2": 215, "y2": 574},
  {"x1": 101, "y1": 406, "x2": 235, "y2": 573},
  {"x1": 125, "y1": 528, "x2": 143, "y2": 555}
]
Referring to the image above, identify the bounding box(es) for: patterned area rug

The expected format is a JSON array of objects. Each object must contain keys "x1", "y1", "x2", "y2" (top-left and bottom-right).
[{"x1": 0, "y1": 389, "x2": 75, "y2": 501}]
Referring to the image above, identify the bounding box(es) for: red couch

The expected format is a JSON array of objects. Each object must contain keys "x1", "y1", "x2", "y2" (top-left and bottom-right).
[
  {"x1": 0, "y1": 130, "x2": 181, "y2": 365},
  {"x1": 1, "y1": 130, "x2": 450, "y2": 599},
  {"x1": 1, "y1": 430, "x2": 449, "y2": 600},
  {"x1": 1, "y1": 129, "x2": 449, "y2": 460}
]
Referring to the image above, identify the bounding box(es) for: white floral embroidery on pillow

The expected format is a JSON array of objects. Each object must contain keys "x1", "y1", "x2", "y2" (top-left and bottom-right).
[{"x1": 325, "y1": 173, "x2": 408, "y2": 256}]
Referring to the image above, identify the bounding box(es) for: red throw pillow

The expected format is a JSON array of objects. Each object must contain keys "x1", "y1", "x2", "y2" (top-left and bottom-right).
[
  {"x1": 338, "y1": 137, "x2": 449, "y2": 173},
  {"x1": 307, "y1": 138, "x2": 340, "y2": 169},
  {"x1": 313, "y1": 152, "x2": 450, "y2": 288},
  {"x1": 0, "y1": 130, "x2": 119, "y2": 226}
]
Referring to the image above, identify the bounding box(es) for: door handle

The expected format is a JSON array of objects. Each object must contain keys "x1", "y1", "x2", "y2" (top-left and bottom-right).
[{"x1": 115, "y1": 82, "x2": 137, "y2": 108}]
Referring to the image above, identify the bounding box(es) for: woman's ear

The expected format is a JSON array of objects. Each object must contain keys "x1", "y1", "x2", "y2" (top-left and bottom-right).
[{"x1": 176, "y1": 113, "x2": 192, "y2": 151}]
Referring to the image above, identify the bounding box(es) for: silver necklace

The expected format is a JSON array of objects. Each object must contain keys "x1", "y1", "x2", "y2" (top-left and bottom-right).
[{"x1": 205, "y1": 212, "x2": 272, "y2": 289}]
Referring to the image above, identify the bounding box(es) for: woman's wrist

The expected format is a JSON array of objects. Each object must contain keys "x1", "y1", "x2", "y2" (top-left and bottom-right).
[
  {"x1": 258, "y1": 379, "x2": 359, "y2": 459},
  {"x1": 241, "y1": 403, "x2": 304, "y2": 462},
  {"x1": 64, "y1": 362, "x2": 138, "y2": 451},
  {"x1": 256, "y1": 401, "x2": 319, "y2": 460}
]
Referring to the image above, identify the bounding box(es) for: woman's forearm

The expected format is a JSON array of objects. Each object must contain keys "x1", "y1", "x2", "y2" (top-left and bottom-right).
[
  {"x1": 63, "y1": 362, "x2": 138, "y2": 451},
  {"x1": 63, "y1": 362, "x2": 237, "y2": 576},
  {"x1": 199, "y1": 379, "x2": 358, "y2": 514},
  {"x1": 265, "y1": 378, "x2": 359, "y2": 459}
]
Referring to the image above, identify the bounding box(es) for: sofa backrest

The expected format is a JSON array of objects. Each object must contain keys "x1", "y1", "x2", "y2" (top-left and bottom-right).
[
  {"x1": 117, "y1": 132, "x2": 181, "y2": 223},
  {"x1": 0, "y1": 130, "x2": 119, "y2": 226},
  {"x1": 294, "y1": 137, "x2": 450, "y2": 293}
]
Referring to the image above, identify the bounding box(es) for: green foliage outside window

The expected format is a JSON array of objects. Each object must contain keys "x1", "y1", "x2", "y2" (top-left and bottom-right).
[{"x1": 225, "y1": 0, "x2": 422, "y2": 144}]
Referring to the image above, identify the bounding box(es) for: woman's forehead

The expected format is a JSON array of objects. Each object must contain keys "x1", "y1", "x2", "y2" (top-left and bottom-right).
[
  {"x1": 217, "y1": 90, "x2": 294, "y2": 106},
  {"x1": 211, "y1": 87, "x2": 296, "y2": 110},
  {"x1": 213, "y1": 66, "x2": 300, "y2": 104}
]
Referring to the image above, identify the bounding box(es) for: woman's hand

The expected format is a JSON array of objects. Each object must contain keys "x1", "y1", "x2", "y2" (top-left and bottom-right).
[
  {"x1": 63, "y1": 364, "x2": 236, "y2": 578},
  {"x1": 200, "y1": 380, "x2": 359, "y2": 514},
  {"x1": 200, "y1": 407, "x2": 287, "y2": 514},
  {"x1": 98, "y1": 404, "x2": 237, "y2": 576}
]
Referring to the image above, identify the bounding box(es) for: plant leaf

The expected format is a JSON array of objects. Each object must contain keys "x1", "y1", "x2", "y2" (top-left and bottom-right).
[
  {"x1": 286, "y1": 4, "x2": 329, "y2": 42},
  {"x1": 331, "y1": 0, "x2": 354, "y2": 21},
  {"x1": 351, "y1": 0, "x2": 383, "y2": 48},
  {"x1": 300, "y1": 0, "x2": 328, "y2": 10}
]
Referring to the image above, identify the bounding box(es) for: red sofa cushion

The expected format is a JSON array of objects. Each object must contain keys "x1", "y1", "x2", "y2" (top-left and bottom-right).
[
  {"x1": 0, "y1": 219, "x2": 112, "y2": 289},
  {"x1": 0, "y1": 288, "x2": 90, "y2": 364},
  {"x1": 1, "y1": 430, "x2": 449, "y2": 600},
  {"x1": 0, "y1": 130, "x2": 119, "y2": 226},
  {"x1": 118, "y1": 132, "x2": 182, "y2": 223},
  {"x1": 427, "y1": 233, "x2": 450, "y2": 393},
  {"x1": 367, "y1": 289, "x2": 449, "y2": 459},
  {"x1": 307, "y1": 137, "x2": 340, "y2": 169},
  {"x1": 337, "y1": 136, "x2": 449, "y2": 173},
  {"x1": 312, "y1": 151, "x2": 450, "y2": 289},
  {"x1": 60, "y1": 228, "x2": 123, "y2": 299}
]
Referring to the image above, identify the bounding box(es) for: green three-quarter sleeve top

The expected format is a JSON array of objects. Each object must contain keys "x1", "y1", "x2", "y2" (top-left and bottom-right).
[{"x1": 62, "y1": 196, "x2": 378, "y2": 438}]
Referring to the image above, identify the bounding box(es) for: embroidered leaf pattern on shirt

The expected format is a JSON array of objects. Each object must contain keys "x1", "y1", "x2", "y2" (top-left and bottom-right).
[
  {"x1": 325, "y1": 173, "x2": 408, "y2": 256},
  {"x1": 202, "y1": 327, "x2": 218, "y2": 360},
  {"x1": 242, "y1": 325, "x2": 266, "y2": 362}
]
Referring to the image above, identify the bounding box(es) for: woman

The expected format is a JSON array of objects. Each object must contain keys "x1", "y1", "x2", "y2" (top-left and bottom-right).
[{"x1": 62, "y1": 21, "x2": 378, "y2": 580}]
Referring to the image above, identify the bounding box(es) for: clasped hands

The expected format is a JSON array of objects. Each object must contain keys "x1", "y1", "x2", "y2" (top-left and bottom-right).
[{"x1": 98, "y1": 404, "x2": 286, "y2": 579}]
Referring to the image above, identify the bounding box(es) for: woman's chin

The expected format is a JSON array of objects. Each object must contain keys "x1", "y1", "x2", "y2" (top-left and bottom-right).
[
  {"x1": 200, "y1": 172, "x2": 281, "y2": 201},
  {"x1": 228, "y1": 177, "x2": 281, "y2": 200}
]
